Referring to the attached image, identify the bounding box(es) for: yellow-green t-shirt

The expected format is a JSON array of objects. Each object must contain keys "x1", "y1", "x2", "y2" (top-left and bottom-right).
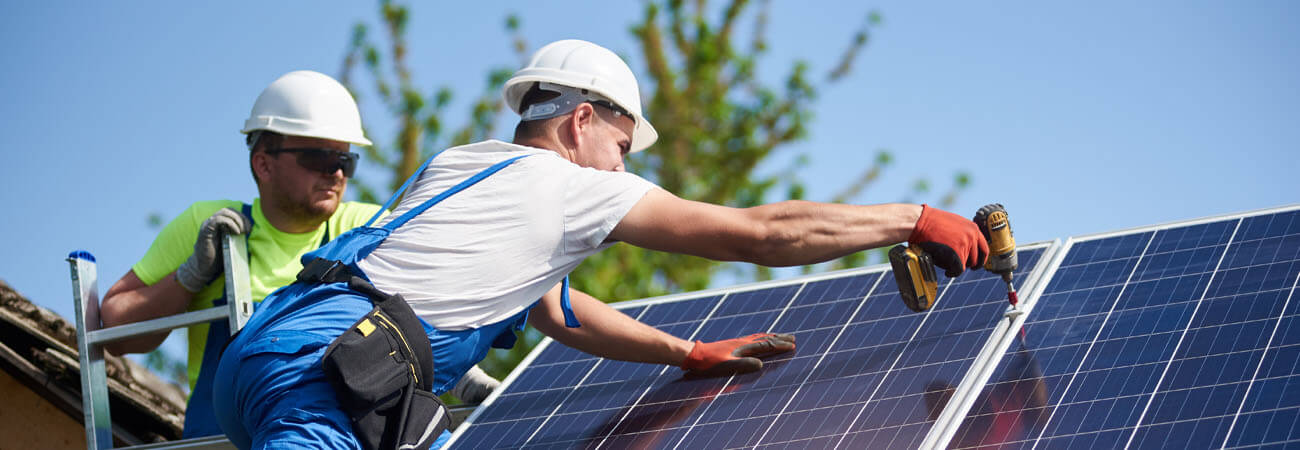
[{"x1": 132, "y1": 199, "x2": 384, "y2": 391}]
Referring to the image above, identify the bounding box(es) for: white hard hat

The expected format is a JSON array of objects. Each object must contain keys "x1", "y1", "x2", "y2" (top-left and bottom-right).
[
  {"x1": 241, "y1": 70, "x2": 372, "y2": 146},
  {"x1": 503, "y1": 39, "x2": 658, "y2": 153}
]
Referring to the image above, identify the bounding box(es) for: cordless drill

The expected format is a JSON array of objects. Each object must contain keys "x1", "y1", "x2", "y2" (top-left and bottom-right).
[
  {"x1": 890, "y1": 203, "x2": 1018, "y2": 313},
  {"x1": 974, "y1": 203, "x2": 1019, "y2": 309}
]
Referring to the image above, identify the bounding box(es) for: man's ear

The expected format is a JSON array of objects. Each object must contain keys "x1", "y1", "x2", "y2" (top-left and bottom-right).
[
  {"x1": 568, "y1": 103, "x2": 596, "y2": 148},
  {"x1": 251, "y1": 151, "x2": 275, "y2": 182}
]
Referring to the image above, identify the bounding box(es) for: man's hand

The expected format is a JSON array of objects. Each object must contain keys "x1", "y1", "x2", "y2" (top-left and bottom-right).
[
  {"x1": 451, "y1": 365, "x2": 500, "y2": 404},
  {"x1": 908, "y1": 204, "x2": 988, "y2": 277},
  {"x1": 681, "y1": 333, "x2": 796, "y2": 377},
  {"x1": 175, "y1": 207, "x2": 251, "y2": 293}
]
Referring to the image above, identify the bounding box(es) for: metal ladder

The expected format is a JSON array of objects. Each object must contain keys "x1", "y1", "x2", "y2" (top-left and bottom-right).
[{"x1": 68, "y1": 234, "x2": 251, "y2": 449}]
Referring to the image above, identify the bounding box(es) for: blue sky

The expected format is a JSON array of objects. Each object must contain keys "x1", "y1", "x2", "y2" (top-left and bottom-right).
[{"x1": 2, "y1": 1, "x2": 1297, "y2": 360}]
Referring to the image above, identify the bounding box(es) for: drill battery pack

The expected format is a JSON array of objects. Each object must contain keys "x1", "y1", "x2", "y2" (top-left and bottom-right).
[{"x1": 889, "y1": 244, "x2": 939, "y2": 312}]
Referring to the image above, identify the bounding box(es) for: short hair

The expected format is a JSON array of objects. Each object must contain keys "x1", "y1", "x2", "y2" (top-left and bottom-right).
[
  {"x1": 512, "y1": 83, "x2": 562, "y2": 140},
  {"x1": 248, "y1": 131, "x2": 284, "y2": 184}
]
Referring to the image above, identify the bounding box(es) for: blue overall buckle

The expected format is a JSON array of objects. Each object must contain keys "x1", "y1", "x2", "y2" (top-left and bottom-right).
[{"x1": 297, "y1": 258, "x2": 351, "y2": 284}]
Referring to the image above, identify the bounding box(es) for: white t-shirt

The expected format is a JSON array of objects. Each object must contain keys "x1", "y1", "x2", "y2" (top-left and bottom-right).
[{"x1": 358, "y1": 140, "x2": 658, "y2": 330}]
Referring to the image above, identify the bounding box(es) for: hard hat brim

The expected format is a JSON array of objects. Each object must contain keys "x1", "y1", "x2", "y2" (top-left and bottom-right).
[
  {"x1": 630, "y1": 118, "x2": 657, "y2": 153},
  {"x1": 241, "y1": 117, "x2": 373, "y2": 147}
]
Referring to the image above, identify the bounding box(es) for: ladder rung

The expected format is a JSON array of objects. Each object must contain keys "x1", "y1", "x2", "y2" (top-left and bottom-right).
[
  {"x1": 116, "y1": 434, "x2": 236, "y2": 449},
  {"x1": 86, "y1": 307, "x2": 229, "y2": 345}
]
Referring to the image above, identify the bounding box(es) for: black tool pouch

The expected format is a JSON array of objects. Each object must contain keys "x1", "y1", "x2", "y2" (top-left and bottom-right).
[{"x1": 307, "y1": 260, "x2": 449, "y2": 450}]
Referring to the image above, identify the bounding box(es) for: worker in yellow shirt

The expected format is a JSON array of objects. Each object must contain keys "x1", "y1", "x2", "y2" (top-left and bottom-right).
[{"x1": 99, "y1": 70, "x2": 497, "y2": 438}]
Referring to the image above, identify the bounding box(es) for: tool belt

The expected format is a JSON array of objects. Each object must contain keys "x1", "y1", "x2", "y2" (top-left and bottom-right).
[{"x1": 298, "y1": 258, "x2": 450, "y2": 450}]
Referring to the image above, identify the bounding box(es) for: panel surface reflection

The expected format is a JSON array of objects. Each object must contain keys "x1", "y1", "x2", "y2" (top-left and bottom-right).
[{"x1": 455, "y1": 248, "x2": 1046, "y2": 449}]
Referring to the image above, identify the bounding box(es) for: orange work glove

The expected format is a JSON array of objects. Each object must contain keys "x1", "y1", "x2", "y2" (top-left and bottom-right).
[
  {"x1": 908, "y1": 204, "x2": 989, "y2": 277},
  {"x1": 681, "y1": 333, "x2": 796, "y2": 377}
]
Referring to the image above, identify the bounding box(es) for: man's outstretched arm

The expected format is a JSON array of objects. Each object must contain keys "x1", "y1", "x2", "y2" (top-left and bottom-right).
[
  {"x1": 609, "y1": 189, "x2": 986, "y2": 275},
  {"x1": 529, "y1": 284, "x2": 794, "y2": 377}
]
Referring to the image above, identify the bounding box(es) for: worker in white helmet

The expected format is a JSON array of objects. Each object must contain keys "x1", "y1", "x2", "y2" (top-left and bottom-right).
[
  {"x1": 210, "y1": 40, "x2": 987, "y2": 449},
  {"x1": 98, "y1": 70, "x2": 499, "y2": 440}
]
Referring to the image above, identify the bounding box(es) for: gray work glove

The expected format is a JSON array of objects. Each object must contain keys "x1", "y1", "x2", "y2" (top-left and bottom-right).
[
  {"x1": 175, "y1": 207, "x2": 252, "y2": 293},
  {"x1": 452, "y1": 365, "x2": 501, "y2": 404}
]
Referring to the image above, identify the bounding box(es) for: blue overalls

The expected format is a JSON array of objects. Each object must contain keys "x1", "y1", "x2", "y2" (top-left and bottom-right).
[
  {"x1": 183, "y1": 204, "x2": 330, "y2": 438},
  {"x1": 208, "y1": 154, "x2": 580, "y2": 449}
]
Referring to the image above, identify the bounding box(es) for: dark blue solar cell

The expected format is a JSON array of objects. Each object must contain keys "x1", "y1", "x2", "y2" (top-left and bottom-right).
[
  {"x1": 794, "y1": 273, "x2": 880, "y2": 306},
  {"x1": 712, "y1": 284, "x2": 801, "y2": 317},
  {"x1": 528, "y1": 338, "x2": 595, "y2": 366},
  {"x1": 503, "y1": 359, "x2": 600, "y2": 393},
  {"x1": 949, "y1": 209, "x2": 1300, "y2": 450},
  {"x1": 636, "y1": 295, "x2": 720, "y2": 327}
]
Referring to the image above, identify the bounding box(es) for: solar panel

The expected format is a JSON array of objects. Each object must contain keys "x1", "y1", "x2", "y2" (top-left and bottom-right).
[
  {"x1": 447, "y1": 243, "x2": 1053, "y2": 449},
  {"x1": 942, "y1": 206, "x2": 1300, "y2": 449}
]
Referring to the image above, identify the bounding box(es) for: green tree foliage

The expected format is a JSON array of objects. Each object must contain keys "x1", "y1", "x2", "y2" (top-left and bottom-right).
[
  {"x1": 340, "y1": 0, "x2": 971, "y2": 383},
  {"x1": 339, "y1": 0, "x2": 520, "y2": 204}
]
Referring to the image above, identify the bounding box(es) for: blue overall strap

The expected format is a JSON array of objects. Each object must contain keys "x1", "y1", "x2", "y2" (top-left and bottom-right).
[
  {"x1": 184, "y1": 203, "x2": 256, "y2": 437},
  {"x1": 561, "y1": 276, "x2": 580, "y2": 328},
  {"x1": 363, "y1": 151, "x2": 441, "y2": 227},
  {"x1": 381, "y1": 155, "x2": 530, "y2": 231},
  {"x1": 320, "y1": 221, "x2": 331, "y2": 247},
  {"x1": 241, "y1": 202, "x2": 254, "y2": 249}
]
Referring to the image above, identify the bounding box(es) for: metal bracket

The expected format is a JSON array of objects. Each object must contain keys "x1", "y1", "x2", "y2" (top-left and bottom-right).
[{"x1": 1004, "y1": 305, "x2": 1026, "y2": 320}]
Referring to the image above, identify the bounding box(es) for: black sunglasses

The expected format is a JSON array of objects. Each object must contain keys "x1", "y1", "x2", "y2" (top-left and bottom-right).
[
  {"x1": 265, "y1": 147, "x2": 359, "y2": 178},
  {"x1": 589, "y1": 100, "x2": 634, "y2": 124}
]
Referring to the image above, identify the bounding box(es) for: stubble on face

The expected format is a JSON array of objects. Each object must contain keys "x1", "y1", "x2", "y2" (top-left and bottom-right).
[
  {"x1": 274, "y1": 167, "x2": 344, "y2": 223},
  {"x1": 263, "y1": 136, "x2": 350, "y2": 227}
]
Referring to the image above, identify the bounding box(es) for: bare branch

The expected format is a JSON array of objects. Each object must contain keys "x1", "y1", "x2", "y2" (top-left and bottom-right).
[
  {"x1": 828, "y1": 10, "x2": 879, "y2": 82},
  {"x1": 750, "y1": 0, "x2": 769, "y2": 54},
  {"x1": 830, "y1": 150, "x2": 892, "y2": 203},
  {"x1": 667, "y1": 0, "x2": 692, "y2": 56},
  {"x1": 716, "y1": 0, "x2": 748, "y2": 56}
]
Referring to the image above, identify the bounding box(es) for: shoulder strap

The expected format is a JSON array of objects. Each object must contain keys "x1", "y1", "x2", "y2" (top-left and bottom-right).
[
  {"x1": 240, "y1": 203, "x2": 254, "y2": 257},
  {"x1": 363, "y1": 151, "x2": 441, "y2": 228},
  {"x1": 561, "y1": 276, "x2": 580, "y2": 328},
  {"x1": 380, "y1": 155, "x2": 531, "y2": 231}
]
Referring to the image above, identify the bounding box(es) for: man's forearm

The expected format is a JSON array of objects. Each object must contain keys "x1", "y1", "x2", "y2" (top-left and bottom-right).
[
  {"x1": 99, "y1": 270, "x2": 195, "y2": 354},
  {"x1": 529, "y1": 286, "x2": 693, "y2": 366},
  {"x1": 612, "y1": 190, "x2": 923, "y2": 268},
  {"x1": 738, "y1": 201, "x2": 921, "y2": 266}
]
